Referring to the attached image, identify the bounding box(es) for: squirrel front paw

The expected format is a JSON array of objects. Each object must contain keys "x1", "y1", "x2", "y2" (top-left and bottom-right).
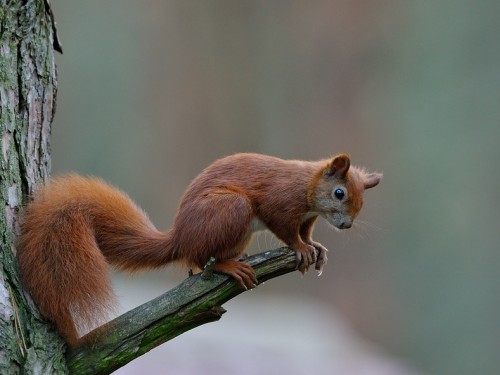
[
  {"x1": 294, "y1": 244, "x2": 317, "y2": 274},
  {"x1": 305, "y1": 240, "x2": 328, "y2": 276}
]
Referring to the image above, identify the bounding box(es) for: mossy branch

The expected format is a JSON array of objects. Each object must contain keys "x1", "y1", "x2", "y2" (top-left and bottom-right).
[{"x1": 66, "y1": 247, "x2": 299, "y2": 375}]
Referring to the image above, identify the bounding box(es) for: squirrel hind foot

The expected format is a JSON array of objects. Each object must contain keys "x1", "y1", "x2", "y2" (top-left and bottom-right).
[{"x1": 213, "y1": 259, "x2": 257, "y2": 290}]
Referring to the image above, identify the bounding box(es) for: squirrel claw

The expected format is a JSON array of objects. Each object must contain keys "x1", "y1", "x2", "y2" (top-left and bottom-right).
[{"x1": 308, "y1": 241, "x2": 328, "y2": 275}]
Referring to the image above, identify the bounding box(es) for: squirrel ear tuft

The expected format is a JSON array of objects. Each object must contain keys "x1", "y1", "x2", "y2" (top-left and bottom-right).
[
  {"x1": 326, "y1": 153, "x2": 350, "y2": 178},
  {"x1": 363, "y1": 172, "x2": 382, "y2": 189}
]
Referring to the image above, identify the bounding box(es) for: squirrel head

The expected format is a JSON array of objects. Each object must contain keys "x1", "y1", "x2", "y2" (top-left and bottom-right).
[{"x1": 310, "y1": 153, "x2": 382, "y2": 230}]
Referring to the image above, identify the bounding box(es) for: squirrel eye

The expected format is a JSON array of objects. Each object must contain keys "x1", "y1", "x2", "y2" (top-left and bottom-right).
[{"x1": 334, "y1": 188, "x2": 345, "y2": 200}]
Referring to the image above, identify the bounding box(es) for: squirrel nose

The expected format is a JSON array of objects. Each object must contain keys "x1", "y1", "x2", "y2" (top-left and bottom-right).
[{"x1": 339, "y1": 221, "x2": 352, "y2": 229}]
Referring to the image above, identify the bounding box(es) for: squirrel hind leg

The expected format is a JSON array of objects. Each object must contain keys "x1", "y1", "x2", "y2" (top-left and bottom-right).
[
  {"x1": 177, "y1": 188, "x2": 255, "y2": 264},
  {"x1": 175, "y1": 188, "x2": 255, "y2": 272}
]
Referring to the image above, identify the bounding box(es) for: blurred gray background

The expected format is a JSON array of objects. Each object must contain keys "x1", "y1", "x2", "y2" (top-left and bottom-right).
[{"x1": 50, "y1": 1, "x2": 500, "y2": 374}]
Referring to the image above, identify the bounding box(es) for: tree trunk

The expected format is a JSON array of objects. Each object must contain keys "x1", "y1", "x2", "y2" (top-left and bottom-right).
[{"x1": 0, "y1": 0, "x2": 64, "y2": 373}]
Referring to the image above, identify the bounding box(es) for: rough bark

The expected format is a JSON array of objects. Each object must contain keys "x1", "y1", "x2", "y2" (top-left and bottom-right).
[{"x1": 0, "y1": 0, "x2": 65, "y2": 373}]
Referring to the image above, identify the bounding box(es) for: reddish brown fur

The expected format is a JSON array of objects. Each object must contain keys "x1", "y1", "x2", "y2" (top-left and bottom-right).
[{"x1": 16, "y1": 153, "x2": 381, "y2": 346}]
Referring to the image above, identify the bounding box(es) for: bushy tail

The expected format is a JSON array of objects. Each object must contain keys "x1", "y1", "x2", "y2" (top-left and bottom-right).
[
  {"x1": 17, "y1": 202, "x2": 116, "y2": 346},
  {"x1": 16, "y1": 175, "x2": 180, "y2": 346}
]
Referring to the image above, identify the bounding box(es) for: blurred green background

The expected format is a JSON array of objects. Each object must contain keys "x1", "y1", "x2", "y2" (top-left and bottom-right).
[{"x1": 50, "y1": 1, "x2": 500, "y2": 374}]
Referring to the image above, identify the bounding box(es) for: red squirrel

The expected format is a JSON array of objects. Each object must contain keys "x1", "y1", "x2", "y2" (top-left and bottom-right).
[{"x1": 16, "y1": 152, "x2": 381, "y2": 346}]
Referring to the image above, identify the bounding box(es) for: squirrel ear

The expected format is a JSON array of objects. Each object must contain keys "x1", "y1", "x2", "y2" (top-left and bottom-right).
[
  {"x1": 363, "y1": 172, "x2": 382, "y2": 189},
  {"x1": 326, "y1": 153, "x2": 350, "y2": 178}
]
